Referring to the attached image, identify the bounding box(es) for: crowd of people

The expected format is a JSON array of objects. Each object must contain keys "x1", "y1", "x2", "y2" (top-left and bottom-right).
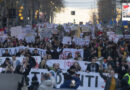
[{"x1": 0, "y1": 24, "x2": 130, "y2": 90}]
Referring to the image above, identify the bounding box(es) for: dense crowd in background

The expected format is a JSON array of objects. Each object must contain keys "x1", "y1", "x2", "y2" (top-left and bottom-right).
[{"x1": 0, "y1": 23, "x2": 130, "y2": 90}]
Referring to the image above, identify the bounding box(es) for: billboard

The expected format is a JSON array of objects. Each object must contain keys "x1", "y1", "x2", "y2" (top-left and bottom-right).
[{"x1": 122, "y1": 3, "x2": 130, "y2": 21}]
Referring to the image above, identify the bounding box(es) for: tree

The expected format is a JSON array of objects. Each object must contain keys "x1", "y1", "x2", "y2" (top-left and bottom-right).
[
  {"x1": 0, "y1": 0, "x2": 64, "y2": 27},
  {"x1": 39, "y1": 0, "x2": 64, "y2": 23}
]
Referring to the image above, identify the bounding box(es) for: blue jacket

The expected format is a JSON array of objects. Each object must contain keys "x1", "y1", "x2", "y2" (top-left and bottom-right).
[{"x1": 60, "y1": 76, "x2": 80, "y2": 89}]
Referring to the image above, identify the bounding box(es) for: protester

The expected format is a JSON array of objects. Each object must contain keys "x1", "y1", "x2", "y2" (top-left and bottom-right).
[
  {"x1": 71, "y1": 62, "x2": 81, "y2": 72},
  {"x1": 74, "y1": 52, "x2": 82, "y2": 60},
  {"x1": 39, "y1": 56, "x2": 48, "y2": 69},
  {"x1": 32, "y1": 49, "x2": 40, "y2": 56},
  {"x1": 60, "y1": 66, "x2": 81, "y2": 89},
  {"x1": 105, "y1": 64, "x2": 114, "y2": 73},
  {"x1": 0, "y1": 23, "x2": 129, "y2": 90},
  {"x1": 38, "y1": 73, "x2": 56, "y2": 90},
  {"x1": 25, "y1": 54, "x2": 36, "y2": 68},
  {"x1": 86, "y1": 57, "x2": 99, "y2": 72},
  {"x1": 67, "y1": 53, "x2": 73, "y2": 59},
  {"x1": 46, "y1": 46, "x2": 63, "y2": 59},
  {"x1": 1, "y1": 58, "x2": 14, "y2": 73},
  {"x1": 116, "y1": 61, "x2": 128, "y2": 80},
  {"x1": 121, "y1": 68, "x2": 130, "y2": 90},
  {"x1": 49, "y1": 63, "x2": 61, "y2": 74},
  {"x1": 2, "y1": 49, "x2": 11, "y2": 57},
  {"x1": 12, "y1": 55, "x2": 20, "y2": 70},
  {"x1": 99, "y1": 68, "x2": 120, "y2": 90}
]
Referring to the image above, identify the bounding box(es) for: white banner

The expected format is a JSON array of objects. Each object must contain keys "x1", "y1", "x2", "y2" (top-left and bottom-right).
[
  {"x1": 0, "y1": 56, "x2": 41, "y2": 66},
  {"x1": 28, "y1": 69, "x2": 105, "y2": 90},
  {"x1": 72, "y1": 36, "x2": 90, "y2": 46},
  {"x1": 0, "y1": 46, "x2": 46, "y2": 57},
  {"x1": 109, "y1": 34, "x2": 119, "y2": 43},
  {"x1": 10, "y1": 26, "x2": 24, "y2": 39},
  {"x1": 62, "y1": 36, "x2": 72, "y2": 44},
  {"x1": 59, "y1": 48, "x2": 84, "y2": 59},
  {"x1": 46, "y1": 60, "x2": 89, "y2": 71}
]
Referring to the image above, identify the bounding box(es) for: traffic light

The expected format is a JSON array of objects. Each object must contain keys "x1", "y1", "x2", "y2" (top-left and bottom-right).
[
  {"x1": 35, "y1": 10, "x2": 39, "y2": 19},
  {"x1": 19, "y1": 6, "x2": 24, "y2": 20}
]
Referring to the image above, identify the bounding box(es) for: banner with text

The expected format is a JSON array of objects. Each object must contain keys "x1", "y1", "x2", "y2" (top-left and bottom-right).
[
  {"x1": 46, "y1": 60, "x2": 90, "y2": 71},
  {"x1": 0, "y1": 46, "x2": 46, "y2": 57},
  {"x1": 59, "y1": 48, "x2": 84, "y2": 59},
  {"x1": 28, "y1": 69, "x2": 105, "y2": 90},
  {"x1": 0, "y1": 56, "x2": 41, "y2": 67}
]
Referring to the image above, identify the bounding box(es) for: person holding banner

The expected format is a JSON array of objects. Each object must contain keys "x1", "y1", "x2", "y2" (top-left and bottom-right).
[
  {"x1": 72, "y1": 62, "x2": 81, "y2": 72},
  {"x1": 86, "y1": 57, "x2": 99, "y2": 72},
  {"x1": 46, "y1": 46, "x2": 63, "y2": 59},
  {"x1": 1, "y1": 58, "x2": 14, "y2": 73},
  {"x1": 49, "y1": 63, "x2": 62, "y2": 74},
  {"x1": 74, "y1": 52, "x2": 82, "y2": 61},
  {"x1": 2, "y1": 49, "x2": 11, "y2": 57},
  {"x1": 12, "y1": 55, "x2": 20, "y2": 70},
  {"x1": 25, "y1": 54, "x2": 36, "y2": 68},
  {"x1": 99, "y1": 68, "x2": 120, "y2": 90},
  {"x1": 32, "y1": 49, "x2": 40, "y2": 56},
  {"x1": 39, "y1": 56, "x2": 49, "y2": 69}
]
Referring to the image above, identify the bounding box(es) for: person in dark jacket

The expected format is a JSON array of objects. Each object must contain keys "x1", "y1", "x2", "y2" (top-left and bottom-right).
[
  {"x1": 99, "y1": 69, "x2": 120, "y2": 90},
  {"x1": 60, "y1": 66, "x2": 80, "y2": 89},
  {"x1": 47, "y1": 47, "x2": 63, "y2": 59},
  {"x1": 121, "y1": 68, "x2": 130, "y2": 90},
  {"x1": 116, "y1": 61, "x2": 128, "y2": 80},
  {"x1": 83, "y1": 46, "x2": 91, "y2": 61},
  {"x1": 32, "y1": 49, "x2": 39, "y2": 56},
  {"x1": 2, "y1": 49, "x2": 11, "y2": 57},
  {"x1": 86, "y1": 57, "x2": 99, "y2": 72},
  {"x1": 1, "y1": 58, "x2": 14, "y2": 73},
  {"x1": 27, "y1": 55, "x2": 36, "y2": 68}
]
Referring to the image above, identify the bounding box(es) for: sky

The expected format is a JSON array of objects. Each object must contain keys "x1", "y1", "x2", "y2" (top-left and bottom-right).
[
  {"x1": 64, "y1": 0, "x2": 97, "y2": 9},
  {"x1": 54, "y1": 0, "x2": 97, "y2": 24}
]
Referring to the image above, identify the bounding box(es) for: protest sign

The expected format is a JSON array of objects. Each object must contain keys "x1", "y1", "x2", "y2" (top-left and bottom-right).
[
  {"x1": 62, "y1": 36, "x2": 72, "y2": 44},
  {"x1": 0, "y1": 56, "x2": 41, "y2": 66},
  {"x1": 46, "y1": 59, "x2": 89, "y2": 71},
  {"x1": 10, "y1": 26, "x2": 23, "y2": 38},
  {"x1": 0, "y1": 46, "x2": 46, "y2": 57},
  {"x1": 59, "y1": 48, "x2": 84, "y2": 59}
]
